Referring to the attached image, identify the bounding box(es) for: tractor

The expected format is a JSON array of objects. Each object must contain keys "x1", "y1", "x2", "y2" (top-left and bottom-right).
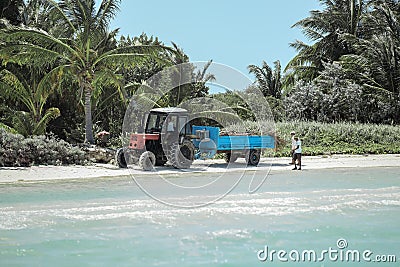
[{"x1": 116, "y1": 107, "x2": 195, "y2": 170}]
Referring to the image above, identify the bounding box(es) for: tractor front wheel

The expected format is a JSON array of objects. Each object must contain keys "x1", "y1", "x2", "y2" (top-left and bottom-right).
[
  {"x1": 138, "y1": 151, "x2": 156, "y2": 171},
  {"x1": 116, "y1": 148, "x2": 127, "y2": 168}
]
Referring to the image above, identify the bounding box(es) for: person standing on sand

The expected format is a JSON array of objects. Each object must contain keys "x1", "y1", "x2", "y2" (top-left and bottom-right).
[
  {"x1": 290, "y1": 131, "x2": 296, "y2": 164},
  {"x1": 292, "y1": 136, "x2": 302, "y2": 170}
]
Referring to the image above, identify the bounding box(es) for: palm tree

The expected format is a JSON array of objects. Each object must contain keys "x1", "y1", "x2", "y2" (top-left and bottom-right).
[
  {"x1": 340, "y1": 0, "x2": 400, "y2": 122},
  {"x1": 148, "y1": 44, "x2": 213, "y2": 108},
  {"x1": 285, "y1": 0, "x2": 365, "y2": 86},
  {"x1": 0, "y1": 68, "x2": 60, "y2": 136},
  {"x1": 0, "y1": 0, "x2": 171, "y2": 143},
  {"x1": 0, "y1": 0, "x2": 60, "y2": 136},
  {"x1": 248, "y1": 60, "x2": 281, "y2": 98},
  {"x1": 345, "y1": 0, "x2": 400, "y2": 91}
]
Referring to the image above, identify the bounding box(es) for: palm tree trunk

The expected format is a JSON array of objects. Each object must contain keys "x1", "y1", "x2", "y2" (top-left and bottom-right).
[{"x1": 84, "y1": 87, "x2": 94, "y2": 144}]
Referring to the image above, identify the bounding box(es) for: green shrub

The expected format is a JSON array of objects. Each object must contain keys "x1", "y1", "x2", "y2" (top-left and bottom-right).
[
  {"x1": 275, "y1": 121, "x2": 400, "y2": 156},
  {"x1": 0, "y1": 129, "x2": 86, "y2": 167}
]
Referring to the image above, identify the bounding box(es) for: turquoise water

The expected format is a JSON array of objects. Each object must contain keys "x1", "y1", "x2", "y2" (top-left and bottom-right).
[{"x1": 1, "y1": 167, "x2": 400, "y2": 266}]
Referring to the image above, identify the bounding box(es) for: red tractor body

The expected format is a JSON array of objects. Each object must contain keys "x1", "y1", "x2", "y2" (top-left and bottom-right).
[{"x1": 129, "y1": 133, "x2": 159, "y2": 150}]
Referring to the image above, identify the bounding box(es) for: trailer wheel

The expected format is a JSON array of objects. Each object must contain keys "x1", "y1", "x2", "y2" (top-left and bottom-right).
[
  {"x1": 224, "y1": 152, "x2": 239, "y2": 163},
  {"x1": 138, "y1": 151, "x2": 156, "y2": 171},
  {"x1": 246, "y1": 149, "x2": 261, "y2": 166},
  {"x1": 116, "y1": 148, "x2": 127, "y2": 168},
  {"x1": 169, "y1": 141, "x2": 194, "y2": 169}
]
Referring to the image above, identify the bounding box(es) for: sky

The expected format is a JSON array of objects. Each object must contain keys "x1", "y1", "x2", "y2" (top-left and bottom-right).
[{"x1": 110, "y1": 0, "x2": 321, "y2": 83}]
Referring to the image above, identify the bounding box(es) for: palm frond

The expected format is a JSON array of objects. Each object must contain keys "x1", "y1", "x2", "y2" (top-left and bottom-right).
[
  {"x1": 170, "y1": 41, "x2": 189, "y2": 64},
  {"x1": 95, "y1": 0, "x2": 120, "y2": 30},
  {"x1": 35, "y1": 65, "x2": 68, "y2": 114},
  {"x1": 0, "y1": 26, "x2": 82, "y2": 65},
  {"x1": 248, "y1": 61, "x2": 273, "y2": 96},
  {"x1": 0, "y1": 69, "x2": 35, "y2": 113},
  {"x1": 12, "y1": 111, "x2": 33, "y2": 137},
  {"x1": 0, "y1": 43, "x2": 65, "y2": 67},
  {"x1": 0, "y1": 122, "x2": 18, "y2": 134},
  {"x1": 95, "y1": 53, "x2": 152, "y2": 69},
  {"x1": 98, "y1": 44, "x2": 173, "y2": 61},
  {"x1": 33, "y1": 107, "x2": 60, "y2": 135},
  {"x1": 92, "y1": 68, "x2": 124, "y2": 101},
  {"x1": 199, "y1": 60, "x2": 213, "y2": 80},
  {"x1": 45, "y1": 0, "x2": 76, "y2": 32}
]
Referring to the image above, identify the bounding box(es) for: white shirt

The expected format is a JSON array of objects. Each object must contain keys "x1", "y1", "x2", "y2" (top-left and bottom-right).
[
  {"x1": 295, "y1": 140, "x2": 302, "y2": 154},
  {"x1": 291, "y1": 137, "x2": 297, "y2": 150},
  {"x1": 167, "y1": 121, "x2": 174, "y2": 132}
]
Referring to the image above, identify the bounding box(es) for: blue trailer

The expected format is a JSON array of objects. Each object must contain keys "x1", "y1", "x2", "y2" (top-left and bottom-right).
[{"x1": 192, "y1": 125, "x2": 275, "y2": 166}]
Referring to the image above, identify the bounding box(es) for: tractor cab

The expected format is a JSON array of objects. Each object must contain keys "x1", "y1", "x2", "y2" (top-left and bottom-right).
[{"x1": 144, "y1": 107, "x2": 191, "y2": 138}]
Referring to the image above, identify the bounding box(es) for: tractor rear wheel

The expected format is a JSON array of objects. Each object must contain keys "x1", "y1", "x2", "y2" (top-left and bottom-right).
[
  {"x1": 138, "y1": 151, "x2": 156, "y2": 171},
  {"x1": 246, "y1": 149, "x2": 261, "y2": 166},
  {"x1": 169, "y1": 141, "x2": 195, "y2": 169}
]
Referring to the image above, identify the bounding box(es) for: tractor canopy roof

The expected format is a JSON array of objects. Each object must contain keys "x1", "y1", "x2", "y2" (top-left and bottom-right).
[{"x1": 150, "y1": 107, "x2": 188, "y2": 114}]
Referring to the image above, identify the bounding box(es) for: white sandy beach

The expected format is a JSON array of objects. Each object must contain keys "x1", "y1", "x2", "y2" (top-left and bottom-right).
[{"x1": 1, "y1": 154, "x2": 399, "y2": 183}]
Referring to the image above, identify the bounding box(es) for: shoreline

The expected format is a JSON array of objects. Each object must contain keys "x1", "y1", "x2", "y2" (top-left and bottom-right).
[{"x1": 1, "y1": 154, "x2": 400, "y2": 183}]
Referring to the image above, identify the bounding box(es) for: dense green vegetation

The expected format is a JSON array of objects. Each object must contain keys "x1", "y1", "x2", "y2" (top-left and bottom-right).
[
  {"x1": 249, "y1": 0, "x2": 400, "y2": 124},
  {"x1": 221, "y1": 120, "x2": 400, "y2": 156},
  {"x1": 0, "y1": 0, "x2": 209, "y2": 146},
  {"x1": 0, "y1": 0, "x2": 399, "y2": 166},
  {"x1": 275, "y1": 121, "x2": 400, "y2": 156}
]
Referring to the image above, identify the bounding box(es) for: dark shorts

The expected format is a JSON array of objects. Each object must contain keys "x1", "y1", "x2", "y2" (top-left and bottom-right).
[{"x1": 294, "y1": 153, "x2": 302, "y2": 161}]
